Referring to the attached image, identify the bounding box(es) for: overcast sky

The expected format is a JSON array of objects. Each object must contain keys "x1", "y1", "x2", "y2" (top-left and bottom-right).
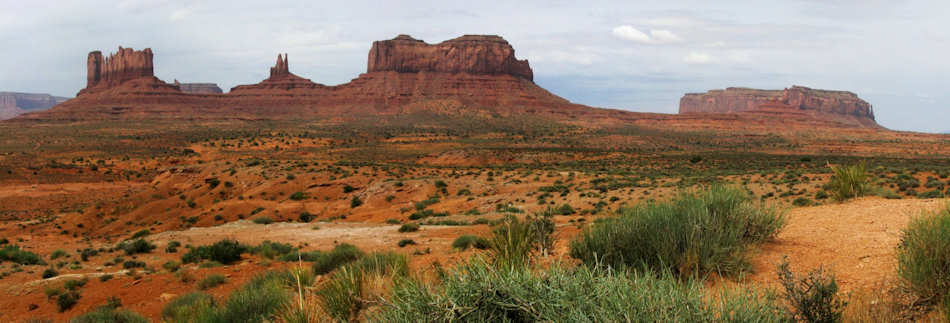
[{"x1": 1, "y1": 0, "x2": 947, "y2": 132}]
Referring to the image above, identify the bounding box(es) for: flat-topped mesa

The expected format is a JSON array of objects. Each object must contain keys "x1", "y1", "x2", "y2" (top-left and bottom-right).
[
  {"x1": 367, "y1": 34, "x2": 533, "y2": 81},
  {"x1": 173, "y1": 80, "x2": 223, "y2": 94},
  {"x1": 680, "y1": 85, "x2": 874, "y2": 121}
]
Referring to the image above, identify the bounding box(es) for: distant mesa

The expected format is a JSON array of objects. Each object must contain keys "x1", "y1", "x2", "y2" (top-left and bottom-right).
[
  {"x1": 230, "y1": 53, "x2": 323, "y2": 92},
  {"x1": 679, "y1": 86, "x2": 874, "y2": 122},
  {"x1": 173, "y1": 80, "x2": 223, "y2": 94},
  {"x1": 0, "y1": 92, "x2": 69, "y2": 120},
  {"x1": 367, "y1": 34, "x2": 533, "y2": 80}
]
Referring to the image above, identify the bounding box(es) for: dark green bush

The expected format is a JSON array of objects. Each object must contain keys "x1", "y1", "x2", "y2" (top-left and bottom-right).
[
  {"x1": 570, "y1": 185, "x2": 785, "y2": 278},
  {"x1": 397, "y1": 239, "x2": 416, "y2": 247},
  {"x1": 198, "y1": 274, "x2": 227, "y2": 290},
  {"x1": 297, "y1": 212, "x2": 314, "y2": 222},
  {"x1": 350, "y1": 196, "x2": 363, "y2": 208},
  {"x1": 289, "y1": 191, "x2": 307, "y2": 201},
  {"x1": 777, "y1": 258, "x2": 846, "y2": 323},
  {"x1": 792, "y1": 197, "x2": 814, "y2": 207},
  {"x1": 252, "y1": 241, "x2": 295, "y2": 260},
  {"x1": 452, "y1": 235, "x2": 490, "y2": 251},
  {"x1": 252, "y1": 217, "x2": 274, "y2": 225},
  {"x1": 0, "y1": 245, "x2": 43, "y2": 265},
  {"x1": 898, "y1": 205, "x2": 950, "y2": 303},
  {"x1": 57, "y1": 291, "x2": 80, "y2": 312},
  {"x1": 42, "y1": 268, "x2": 59, "y2": 278},
  {"x1": 312, "y1": 243, "x2": 364, "y2": 275},
  {"x1": 398, "y1": 223, "x2": 420, "y2": 233},
  {"x1": 181, "y1": 239, "x2": 246, "y2": 265},
  {"x1": 118, "y1": 239, "x2": 155, "y2": 256},
  {"x1": 161, "y1": 292, "x2": 216, "y2": 322},
  {"x1": 826, "y1": 164, "x2": 869, "y2": 201}
]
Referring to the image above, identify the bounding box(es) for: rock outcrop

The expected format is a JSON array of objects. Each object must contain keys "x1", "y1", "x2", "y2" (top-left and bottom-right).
[
  {"x1": 679, "y1": 86, "x2": 874, "y2": 121},
  {"x1": 173, "y1": 80, "x2": 223, "y2": 94},
  {"x1": 230, "y1": 54, "x2": 323, "y2": 92},
  {"x1": 0, "y1": 92, "x2": 68, "y2": 120},
  {"x1": 367, "y1": 35, "x2": 533, "y2": 81},
  {"x1": 79, "y1": 47, "x2": 178, "y2": 96}
]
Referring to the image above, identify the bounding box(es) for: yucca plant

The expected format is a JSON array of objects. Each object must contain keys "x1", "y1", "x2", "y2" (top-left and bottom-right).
[
  {"x1": 897, "y1": 205, "x2": 950, "y2": 303},
  {"x1": 826, "y1": 163, "x2": 869, "y2": 201}
]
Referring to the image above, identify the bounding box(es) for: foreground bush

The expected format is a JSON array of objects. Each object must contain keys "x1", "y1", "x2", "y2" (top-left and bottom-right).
[
  {"x1": 452, "y1": 235, "x2": 490, "y2": 251},
  {"x1": 71, "y1": 306, "x2": 148, "y2": 323},
  {"x1": 570, "y1": 185, "x2": 785, "y2": 278},
  {"x1": 312, "y1": 243, "x2": 364, "y2": 275},
  {"x1": 826, "y1": 163, "x2": 869, "y2": 201},
  {"x1": 162, "y1": 274, "x2": 290, "y2": 323},
  {"x1": 776, "y1": 258, "x2": 846, "y2": 322},
  {"x1": 489, "y1": 212, "x2": 554, "y2": 269},
  {"x1": 374, "y1": 258, "x2": 788, "y2": 322},
  {"x1": 898, "y1": 205, "x2": 950, "y2": 303}
]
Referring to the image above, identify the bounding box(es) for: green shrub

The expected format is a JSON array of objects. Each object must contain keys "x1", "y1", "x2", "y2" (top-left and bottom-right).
[
  {"x1": 826, "y1": 164, "x2": 869, "y2": 201},
  {"x1": 279, "y1": 250, "x2": 322, "y2": 262},
  {"x1": 343, "y1": 185, "x2": 356, "y2": 193},
  {"x1": 50, "y1": 249, "x2": 68, "y2": 260},
  {"x1": 70, "y1": 306, "x2": 148, "y2": 323},
  {"x1": 130, "y1": 229, "x2": 150, "y2": 239},
  {"x1": 118, "y1": 239, "x2": 155, "y2": 256},
  {"x1": 792, "y1": 197, "x2": 814, "y2": 207},
  {"x1": 42, "y1": 268, "x2": 59, "y2": 278},
  {"x1": 898, "y1": 205, "x2": 950, "y2": 302},
  {"x1": 452, "y1": 235, "x2": 490, "y2": 251},
  {"x1": 312, "y1": 243, "x2": 364, "y2": 275},
  {"x1": 123, "y1": 260, "x2": 145, "y2": 269},
  {"x1": 373, "y1": 257, "x2": 787, "y2": 322},
  {"x1": 488, "y1": 213, "x2": 553, "y2": 269},
  {"x1": 555, "y1": 203, "x2": 576, "y2": 215},
  {"x1": 350, "y1": 196, "x2": 363, "y2": 208},
  {"x1": 181, "y1": 239, "x2": 246, "y2": 265},
  {"x1": 166, "y1": 241, "x2": 182, "y2": 253},
  {"x1": 57, "y1": 291, "x2": 80, "y2": 312},
  {"x1": 161, "y1": 292, "x2": 216, "y2": 322},
  {"x1": 252, "y1": 217, "x2": 274, "y2": 225},
  {"x1": 289, "y1": 191, "x2": 307, "y2": 201},
  {"x1": 918, "y1": 190, "x2": 945, "y2": 199},
  {"x1": 318, "y1": 266, "x2": 364, "y2": 322},
  {"x1": 297, "y1": 212, "x2": 314, "y2": 222},
  {"x1": 198, "y1": 274, "x2": 227, "y2": 290},
  {"x1": 777, "y1": 258, "x2": 846, "y2": 323},
  {"x1": 570, "y1": 185, "x2": 785, "y2": 278},
  {"x1": 252, "y1": 241, "x2": 295, "y2": 260},
  {"x1": 397, "y1": 239, "x2": 416, "y2": 247},
  {"x1": 398, "y1": 223, "x2": 419, "y2": 233},
  {"x1": 215, "y1": 273, "x2": 290, "y2": 323},
  {"x1": 64, "y1": 278, "x2": 88, "y2": 291},
  {"x1": 0, "y1": 245, "x2": 43, "y2": 265}
]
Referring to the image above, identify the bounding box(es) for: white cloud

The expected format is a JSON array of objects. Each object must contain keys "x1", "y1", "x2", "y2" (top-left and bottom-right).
[
  {"x1": 684, "y1": 52, "x2": 714, "y2": 64},
  {"x1": 528, "y1": 50, "x2": 599, "y2": 65},
  {"x1": 169, "y1": 8, "x2": 191, "y2": 22},
  {"x1": 612, "y1": 25, "x2": 682, "y2": 44}
]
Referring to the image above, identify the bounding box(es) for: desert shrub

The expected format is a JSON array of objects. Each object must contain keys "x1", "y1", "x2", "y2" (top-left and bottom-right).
[
  {"x1": 64, "y1": 278, "x2": 88, "y2": 291},
  {"x1": 252, "y1": 217, "x2": 274, "y2": 225},
  {"x1": 826, "y1": 164, "x2": 869, "y2": 201},
  {"x1": 897, "y1": 205, "x2": 950, "y2": 303},
  {"x1": 312, "y1": 243, "x2": 364, "y2": 275},
  {"x1": 343, "y1": 185, "x2": 356, "y2": 193},
  {"x1": 50, "y1": 249, "x2": 68, "y2": 260},
  {"x1": 43, "y1": 268, "x2": 59, "y2": 278},
  {"x1": 0, "y1": 245, "x2": 43, "y2": 265},
  {"x1": 166, "y1": 241, "x2": 182, "y2": 253},
  {"x1": 452, "y1": 235, "x2": 490, "y2": 251},
  {"x1": 181, "y1": 239, "x2": 246, "y2": 265},
  {"x1": 398, "y1": 223, "x2": 419, "y2": 233},
  {"x1": 297, "y1": 212, "x2": 313, "y2": 222},
  {"x1": 374, "y1": 257, "x2": 787, "y2": 322},
  {"x1": 198, "y1": 274, "x2": 227, "y2": 290},
  {"x1": 57, "y1": 291, "x2": 80, "y2": 312},
  {"x1": 279, "y1": 250, "x2": 322, "y2": 262},
  {"x1": 350, "y1": 196, "x2": 363, "y2": 208},
  {"x1": 123, "y1": 260, "x2": 145, "y2": 269},
  {"x1": 252, "y1": 241, "x2": 295, "y2": 260},
  {"x1": 397, "y1": 239, "x2": 416, "y2": 247},
  {"x1": 163, "y1": 260, "x2": 181, "y2": 272},
  {"x1": 80, "y1": 248, "x2": 99, "y2": 261},
  {"x1": 353, "y1": 252, "x2": 408, "y2": 277},
  {"x1": 555, "y1": 203, "x2": 576, "y2": 215},
  {"x1": 162, "y1": 292, "x2": 216, "y2": 322},
  {"x1": 777, "y1": 258, "x2": 846, "y2": 323},
  {"x1": 570, "y1": 185, "x2": 785, "y2": 278},
  {"x1": 214, "y1": 273, "x2": 290, "y2": 323},
  {"x1": 792, "y1": 197, "x2": 814, "y2": 207},
  {"x1": 488, "y1": 213, "x2": 553, "y2": 269},
  {"x1": 318, "y1": 266, "x2": 364, "y2": 322},
  {"x1": 289, "y1": 191, "x2": 307, "y2": 201},
  {"x1": 130, "y1": 229, "x2": 150, "y2": 239},
  {"x1": 118, "y1": 239, "x2": 155, "y2": 256},
  {"x1": 918, "y1": 189, "x2": 945, "y2": 199},
  {"x1": 70, "y1": 306, "x2": 148, "y2": 323}
]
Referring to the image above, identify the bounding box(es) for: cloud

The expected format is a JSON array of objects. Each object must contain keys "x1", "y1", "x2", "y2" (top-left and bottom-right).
[
  {"x1": 683, "y1": 52, "x2": 714, "y2": 64},
  {"x1": 612, "y1": 25, "x2": 682, "y2": 44},
  {"x1": 528, "y1": 50, "x2": 600, "y2": 65},
  {"x1": 169, "y1": 8, "x2": 191, "y2": 22}
]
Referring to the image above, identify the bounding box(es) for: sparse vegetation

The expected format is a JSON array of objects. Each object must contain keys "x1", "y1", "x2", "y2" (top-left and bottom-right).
[
  {"x1": 898, "y1": 204, "x2": 950, "y2": 304},
  {"x1": 827, "y1": 163, "x2": 869, "y2": 201}
]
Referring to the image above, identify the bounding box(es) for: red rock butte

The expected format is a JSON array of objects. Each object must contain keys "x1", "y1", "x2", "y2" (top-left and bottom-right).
[{"x1": 679, "y1": 86, "x2": 875, "y2": 125}]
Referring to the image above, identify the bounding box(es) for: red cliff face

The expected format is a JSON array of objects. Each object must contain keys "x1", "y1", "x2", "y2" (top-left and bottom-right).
[
  {"x1": 679, "y1": 86, "x2": 874, "y2": 121},
  {"x1": 230, "y1": 54, "x2": 323, "y2": 92},
  {"x1": 79, "y1": 47, "x2": 174, "y2": 96},
  {"x1": 367, "y1": 35, "x2": 533, "y2": 81}
]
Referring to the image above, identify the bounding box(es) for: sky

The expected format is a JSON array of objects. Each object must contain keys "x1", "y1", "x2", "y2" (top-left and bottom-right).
[{"x1": 1, "y1": 0, "x2": 947, "y2": 133}]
